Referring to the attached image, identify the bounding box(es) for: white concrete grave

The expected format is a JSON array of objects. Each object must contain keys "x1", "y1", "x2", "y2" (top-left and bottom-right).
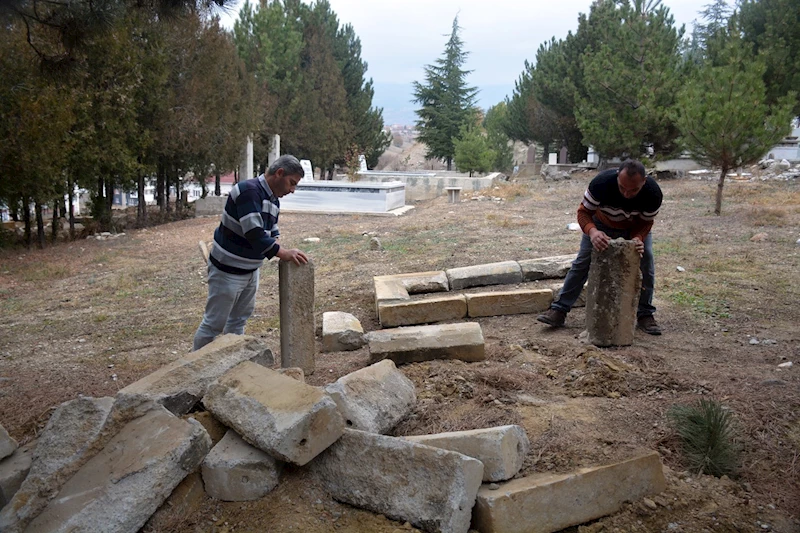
[{"x1": 279, "y1": 180, "x2": 406, "y2": 214}]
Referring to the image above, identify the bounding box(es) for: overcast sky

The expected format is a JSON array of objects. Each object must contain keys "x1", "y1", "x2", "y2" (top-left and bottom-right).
[{"x1": 217, "y1": 0, "x2": 706, "y2": 125}]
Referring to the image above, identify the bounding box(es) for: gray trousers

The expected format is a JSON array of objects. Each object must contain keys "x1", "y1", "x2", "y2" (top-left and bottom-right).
[{"x1": 193, "y1": 263, "x2": 259, "y2": 351}]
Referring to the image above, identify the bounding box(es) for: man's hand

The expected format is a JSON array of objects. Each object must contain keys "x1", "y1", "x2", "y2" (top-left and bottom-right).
[
  {"x1": 632, "y1": 237, "x2": 644, "y2": 257},
  {"x1": 588, "y1": 228, "x2": 610, "y2": 252},
  {"x1": 277, "y1": 247, "x2": 309, "y2": 265}
]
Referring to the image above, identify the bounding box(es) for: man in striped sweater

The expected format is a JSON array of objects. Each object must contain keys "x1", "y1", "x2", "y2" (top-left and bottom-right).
[
  {"x1": 193, "y1": 155, "x2": 309, "y2": 351},
  {"x1": 537, "y1": 160, "x2": 664, "y2": 335}
]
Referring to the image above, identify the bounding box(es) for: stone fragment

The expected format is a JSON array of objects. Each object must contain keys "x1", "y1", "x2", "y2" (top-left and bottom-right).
[
  {"x1": 117, "y1": 334, "x2": 268, "y2": 415},
  {"x1": 446, "y1": 261, "x2": 523, "y2": 290},
  {"x1": 466, "y1": 289, "x2": 552, "y2": 318},
  {"x1": 324, "y1": 360, "x2": 416, "y2": 433},
  {"x1": 405, "y1": 425, "x2": 529, "y2": 482},
  {"x1": 279, "y1": 259, "x2": 316, "y2": 374},
  {"x1": 186, "y1": 411, "x2": 228, "y2": 446},
  {"x1": 0, "y1": 423, "x2": 17, "y2": 461},
  {"x1": 201, "y1": 430, "x2": 282, "y2": 501},
  {"x1": 278, "y1": 367, "x2": 305, "y2": 382},
  {"x1": 547, "y1": 282, "x2": 587, "y2": 307},
  {"x1": 322, "y1": 312, "x2": 366, "y2": 352},
  {"x1": 313, "y1": 429, "x2": 484, "y2": 533},
  {"x1": 374, "y1": 278, "x2": 411, "y2": 307},
  {"x1": 367, "y1": 322, "x2": 485, "y2": 365},
  {"x1": 0, "y1": 441, "x2": 35, "y2": 509},
  {"x1": 378, "y1": 294, "x2": 467, "y2": 327},
  {"x1": 203, "y1": 361, "x2": 343, "y2": 466},
  {"x1": 25, "y1": 407, "x2": 211, "y2": 533},
  {"x1": 472, "y1": 452, "x2": 666, "y2": 533},
  {"x1": 518, "y1": 255, "x2": 576, "y2": 281},
  {"x1": 375, "y1": 271, "x2": 449, "y2": 294},
  {"x1": 586, "y1": 239, "x2": 641, "y2": 347}
]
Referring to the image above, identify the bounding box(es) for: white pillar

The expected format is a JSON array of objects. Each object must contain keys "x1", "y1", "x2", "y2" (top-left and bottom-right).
[
  {"x1": 268, "y1": 134, "x2": 280, "y2": 166},
  {"x1": 241, "y1": 136, "x2": 254, "y2": 180}
]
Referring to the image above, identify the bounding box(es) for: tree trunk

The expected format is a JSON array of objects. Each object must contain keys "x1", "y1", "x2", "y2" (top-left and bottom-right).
[
  {"x1": 68, "y1": 176, "x2": 75, "y2": 238},
  {"x1": 105, "y1": 178, "x2": 114, "y2": 229},
  {"x1": 214, "y1": 169, "x2": 221, "y2": 196},
  {"x1": 714, "y1": 167, "x2": 728, "y2": 216},
  {"x1": 22, "y1": 197, "x2": 31, "y2": 247},
  {"x1": 165, "y1": 167, "x2": 172, "y2": 214},
  {"x1": 137, "y1": 170, "x2": 146, "y2": 226},
  {"x1": 446, "y1": 157, "x2": 452, "y2": 171},
  {"x1": 35, "y1": 201, "x2": 45, "y2": 249},
  {"x1": 10, "y1": 199, "x2": 19, "y2": 222},
  {"x1": 51, "y1": 200, "x2": 59, "y2": 242},
  {"x1": 157, "y1": 160, "x2": 165, "y2": 212},
  {"x1": 234, "y1": 167, "x2": 239, "y2": 184}
]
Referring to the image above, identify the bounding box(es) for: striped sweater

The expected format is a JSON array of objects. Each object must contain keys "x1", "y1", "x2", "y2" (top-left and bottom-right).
[
  {"x1": 209, "y1": 175, "x2": 280, "y2": 274},
  {"x1": 577, "y1": 169, "x2": 663, "y2": 242}
]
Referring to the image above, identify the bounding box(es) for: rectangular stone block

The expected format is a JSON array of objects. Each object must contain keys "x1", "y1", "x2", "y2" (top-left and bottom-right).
[
  {"x1": 313, "y1": 429, "x2": 484, "y2": 533},
  {"x1": 446, "y1": 261, "x2": 523, "y2": 290},
  {"x1": 202, "y1": 429, "x2": 281, "y2": 501},
  {"x1": 547, "y1": 282, "x2": 587, "y2": 307},
  {"x1": 375, "y1": 271, "x2": 449, "y2": 294},
  {"x1": 466, "y1": 289, "x2": 552, "y2": 318},
  {"x1": 367, "y1": 322, "x2": 485, "y2": 365},
  {"x1": 279, "y1": 259, "x2": 316, "y2": 374},
  {"x1": 322, "y1": 312, "x2": 365, "y2": 352},
  {"x1": 518, "y1": 255, "x2": 576, "y2": 281},
  {"x1": 0, "y1": 441, "x2": 34, "y2": 509},
  {"x1": 26, "y1": 407, "x2": 211, "y2": 533},
  {"x1": 472, "y1": 452, "x2": 666, "y2": 533},
  {"x1": 203, "y1": 361, "x2": 344, "y2": 466},
  {"x1": 374, "y1": 278, "x2": 410, "y2": 316},
  {"x1": 0, "y1": 424, "x2": 17, "y2": 461},
  {"x1": 405, "y1": 425, "x2": 529, "y2": 482},
  {"x1": 378, "y1": 294, "x2": 467, "y2": 327}
]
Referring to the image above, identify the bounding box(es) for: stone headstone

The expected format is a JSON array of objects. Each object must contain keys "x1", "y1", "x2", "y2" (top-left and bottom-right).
[
  {"x1": 526, "y1": 144, "x2": 536, "y2": 164},
  {"x1": 300, "y1": 159, "x2": 313, "y2": 182},
  {"x1": 358, "y1": 154, "x2": 367, "y2": 172},
  {"x1": 279, "y1": 259, "x2": 315, "y2": 374},
  {"x1": 559, "y1": 146, "x2": 568, "y2": 164},
  {"x1": 548, "y1": 153, "x2": 557, "y2": 165},
  {"x1": 585, "y1": 239, "x2": 641, "y2": 347}
]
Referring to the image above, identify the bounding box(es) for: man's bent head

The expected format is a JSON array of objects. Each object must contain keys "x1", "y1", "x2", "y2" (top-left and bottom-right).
[
  {"x1": 267, "y1": 155, "x2": 304, "y2": 197},
  {"x1": 617, "y1": 159, "x2": 646, "y2": 199}
]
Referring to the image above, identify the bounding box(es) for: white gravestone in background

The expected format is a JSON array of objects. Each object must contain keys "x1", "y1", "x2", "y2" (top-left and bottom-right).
[
  {"x1": 300, "y1": 160, "x2": 314, "y2": 181},
  {"x1": 548, "y1": 152, "x2": 558, "y2": 165},
  {"x1": 358, "y1": 154, "x2": 367, "y2": 172}
]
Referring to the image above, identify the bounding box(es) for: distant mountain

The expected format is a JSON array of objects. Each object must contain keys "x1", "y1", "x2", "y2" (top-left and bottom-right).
[{"x1": 373, "y1": 82, "x2": 514, "y2": 127}]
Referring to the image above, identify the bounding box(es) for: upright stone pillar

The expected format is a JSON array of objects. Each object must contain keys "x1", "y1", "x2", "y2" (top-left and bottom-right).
[
  {"x1": 279, "y1": 259, "x2": 315, "y2": 374},
  {"x1": 586, "y1": 239, "x2": 641, "y2": 347},
  {"x1": 240, "y1": 136, "x2": 253, "y2": 180},
  {"x1": 268, "y1": 134, "x2": 281, "y2": 166}
]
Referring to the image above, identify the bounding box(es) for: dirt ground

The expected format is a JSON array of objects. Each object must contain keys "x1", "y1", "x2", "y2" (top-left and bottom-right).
[{"x1": 1, "y1": 170, "x2": 799, "y2": 533}]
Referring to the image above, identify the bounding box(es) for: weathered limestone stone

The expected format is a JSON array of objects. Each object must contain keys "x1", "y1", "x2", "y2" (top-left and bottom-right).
[
  {"x1": 586, "y1": 239, "x2": 642, "y2": 347},
  {"x1": 374, "y1": 278, "x2": 410, "y2": 305},
  {"x1": 324, "y1": 360, "x2": 416, "y2": 433},
  {"x1": 378, "y1": 294, "x2": 467, "y2": 327},
  {"x1": 201, "y1": 429, "x2": 282, "y2": 501},
  {"x1": 466, "y1": 289, "x2": 552, "y2": 318},
  {"x1": 518, "y1": 255, "x2": 576, "y2": 281},
  {"x1": 0, "y1": 423, "x2": 17, "y2": 461},
  {"x1": 375, "y1": 271, "x2": 449, "y2": 294},
  {"x1": 313, "y1": 429, "x2": 484, "y2": 533},
  {"x1": 547, "y1": 282, "x2": 587, "y2": 307},
  {"x1": 322, "y1": 312, "x2": 366, "y2": 352},
  {"x1": 278, "y1": 367, "x2": 305, "y2": 382},
  {"x1": 405, "y1": 425, "x2": 529, "y2": 482},
  {"x1": 367, "y1": 322, "x2": 485, "y2": 365},
  {"x1": 117, "y1": 334, "x2": 269, "y2": 415},
  {"x1": 446, "y1": 261, "x2": 523, "y2": 290},
  {"x1": 25, "y1": 407, "x2": 211, "y2": 533},
  {"x1": 187, "y1": 411, "x2": 228, "y2": 446},
  {"x1": 203, "y1": 361, "x2": 344, "y2": 466},
  {"x1": 279, "y1": 259, "x2": 316, "y2": 374},
  {"x1": 0, "y1": 441, "x2": 35, "y2": 509},
  {"x1": 472, "y1": 452, "x2": 666, "y2": 533}
]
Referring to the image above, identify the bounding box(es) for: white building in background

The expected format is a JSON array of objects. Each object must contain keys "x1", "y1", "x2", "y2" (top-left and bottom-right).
[{"x1": 766, "y1": 120, "x2": 800, "y2": 162}]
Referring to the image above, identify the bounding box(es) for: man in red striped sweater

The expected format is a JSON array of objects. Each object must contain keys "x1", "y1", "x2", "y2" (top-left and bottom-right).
[{"x1": 537, "y1": 160, "x2": 664, "y2": 335}]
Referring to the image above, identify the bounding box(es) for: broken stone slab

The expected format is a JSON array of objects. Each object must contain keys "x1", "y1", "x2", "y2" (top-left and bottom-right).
[
  {"x1": 312, "y1": 429, "x2": 484, "y2": 533},
  {"x1": 322, "y1": 311, "x2": 366, "y2": 352},
  {"x1": 546, "y1": 282, "x2": 587, "y2": 307},
  {"x1": 186, "y1": 411, "x2": 228, "y2": 446},
  {"x1": 472, "y1": 451, "x2": 666, "y2": 533},
  {"x1": 0, "y1": 441, "x2": 35, "y2": 510},
  {"x1": 367, "y1": 322, "x2": 485, "y2": 365},
  {"x1": 586, "y1": 239, "x2": 641, "y2": 347},
  {"x1": 279, "y1": 259, "x2": 316, "y2": 374},
  {"x1": 278, "y1": 367, "x2": 305, "y2": 382},
  {"x1": 203, "y1": 361, "x2": 344, "y2": 466},
  {"x1": 375, "y1": 271, "x2": 449, "y2": 294},
  {"x1": 404, "y1": 425, "x2": 529, "y2": 482},
  {"x1": 446, "y1": 261, "x2": 523, "y2": 290},
  {"x1": 324, "y1": 360, "x2": 416, "y2": 434},
  {"x1": 378, "y1": 294, "x2": 467, "y2": 327},
  {"x1": 518, "y1": 255, "x2": 576, "y2": 281},
  {"x1": 25, "y1": 406, "x2": 211, "y2": 533},
  {"x1": 0, "y1": 423, "x2": 17, "y2": 461},
  {"x1": 374, "y1": 278, "x2": 411, "y2": 315},
  {"x1": 201, "y1": 429, "x2": 282, "y2": 501},
  {"x1": 465, "y1": 289, "x2": 552, "y2": 318},
  {"x1": 117, "y1": 334, "x2": 270, "y2": 415}
]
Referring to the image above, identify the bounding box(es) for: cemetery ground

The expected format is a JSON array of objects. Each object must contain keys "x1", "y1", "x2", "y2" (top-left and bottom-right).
[{"x1": 1, "y1": 172, "x2": 799, "y2": 533}]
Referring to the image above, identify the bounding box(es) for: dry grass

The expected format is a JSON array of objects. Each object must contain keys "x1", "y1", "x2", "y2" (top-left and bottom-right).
[{"x1": 746, "y1": 206, "x2": 789, "y2": 226}]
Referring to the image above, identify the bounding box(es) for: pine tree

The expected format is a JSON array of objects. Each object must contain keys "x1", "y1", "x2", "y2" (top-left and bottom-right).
[
  {"x1": 484, "y1": 103, "x2": 514, "y2": 172},
  {"x1": 412, "y1": 16, "x2": 477, "y2": 170},
  {"x1": 453, "y1": 124, "x2": 494, "y2": 177}
]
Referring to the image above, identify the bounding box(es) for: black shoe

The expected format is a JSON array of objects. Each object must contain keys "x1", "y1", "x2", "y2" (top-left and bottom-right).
[
  {"x1": 637, "y1": 315, "x2": 662, "y2": 335},
  {"x1": 537, "y1": 308, "x2": 566, "y2": 327}
]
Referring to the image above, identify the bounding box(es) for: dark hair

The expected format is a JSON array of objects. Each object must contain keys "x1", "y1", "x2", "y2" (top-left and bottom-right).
[
  {"x1": 618, "y1": 159, "x2": 646, "y2": 180},
  {"x1": 267, "y1": 155, "x2": 304, "y2": 178}
]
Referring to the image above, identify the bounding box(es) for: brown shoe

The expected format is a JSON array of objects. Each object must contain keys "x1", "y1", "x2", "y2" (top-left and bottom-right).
[
  {"x1": 537, "y1": 308, "x2": 566, "y2": 327},
  {"x1": 637, "y1": 315, "x2": 662, "y2": 335}
]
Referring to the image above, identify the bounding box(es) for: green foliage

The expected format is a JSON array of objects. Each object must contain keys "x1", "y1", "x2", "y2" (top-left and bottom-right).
[
  {"x1": 412, "y1": 16, "x2": 478, "y2": 170},
  {"x1": 453, "y1": 125, "x2": 495, "y2": 177},
  {"x1": 668, "y1": 399, "x2": 740, "y2": 477},
  {"x1": 483, "y1": 103, "x2": 514, "y2": 172}
]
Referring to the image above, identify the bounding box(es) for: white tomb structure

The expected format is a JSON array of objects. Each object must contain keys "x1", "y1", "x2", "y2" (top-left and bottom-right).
[{"x1": 279, "y1": 180, "x2": 406, "y2": 214}]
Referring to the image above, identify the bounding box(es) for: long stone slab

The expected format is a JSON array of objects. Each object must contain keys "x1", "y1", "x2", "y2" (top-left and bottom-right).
[
  {"x1": 312, "y1": 429, "x2": 484, "y2": 533},
  {"x1": 117, "y1": 334, "x2": 270, "y2": 415},
  {"x1": 466, "y1": 289, "x2": 552, "y2": 318},
  {"x1": 25, "y1": 407, "x2": 211, "y2": 533},
  {"x1": 279, "y1": 259, "x2": 316, "y2": 374},
  {"x1": 203, "y1": 361, "x2": 344, "y2": 466},
  {"x1": 367, "y1": 323, "x2": 485, "y2": 365},
  {"x1": 378, "y1": 294, "x2": 467, "y2": 327},
  {"x1": 324, "y1": 360, "x2": 416, "y2": 434},
  {"x1": 405, "y1": 426, "x2": 529, "y2": 482},
  {"x1": 517, "y1": 255, "x2": 576, "y2": 281},
  {"x1": 202, "y1": 429, "x2": 282, "y2": 501},
  {"x1": 374, "y1": 278, "x2": 410, "y2": 315},
  {"x1": 375, "y1": 271, "x2": 450, "y2": 294},
  {"x1": 472, "y1": 452, "x2": 667, "y2": 533},
  {"x1": 446, "y1": 261, "x2": 523, "y2": 290},
  {"x1": 0, "y1": 441, "x2": 35, "y2": 510},
  {"x1": 0, "y1": 423, "x2": 17, "y2": 461}
]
